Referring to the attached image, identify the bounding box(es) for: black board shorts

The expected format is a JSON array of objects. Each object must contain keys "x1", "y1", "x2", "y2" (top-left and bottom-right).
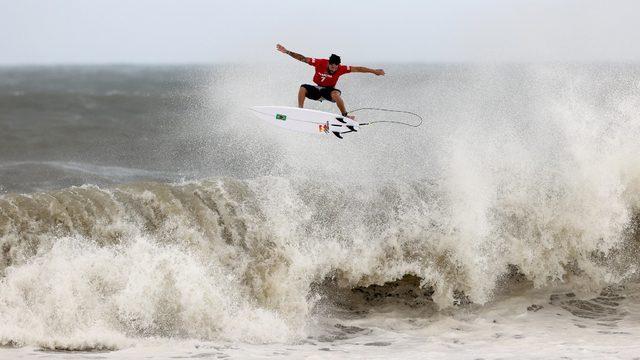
[{"x1": 301, "y1": 84, "x2": 341, "y2": 102}]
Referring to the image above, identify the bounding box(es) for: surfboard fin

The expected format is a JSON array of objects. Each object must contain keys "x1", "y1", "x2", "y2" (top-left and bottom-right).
[{"x1": 332, "y1": 126, "x2": 358, "y2": 139}]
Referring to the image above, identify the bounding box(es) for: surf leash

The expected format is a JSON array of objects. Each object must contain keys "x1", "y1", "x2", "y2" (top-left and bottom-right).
[{"x1": 349, "y1": 107, "x2": 423, "y2": 128}]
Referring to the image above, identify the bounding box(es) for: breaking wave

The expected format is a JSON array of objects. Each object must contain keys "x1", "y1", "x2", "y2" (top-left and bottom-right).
[
  {"x1": 2, "y1": 63, "x2": 640, "y2": 350},
  {"x1": 1, "y1": 170, "x2": 639, "y2": 349}
]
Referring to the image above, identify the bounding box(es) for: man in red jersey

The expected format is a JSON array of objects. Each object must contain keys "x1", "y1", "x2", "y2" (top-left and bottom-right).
[{"x1": 276, "y1": 44, "x2": 385, "y2": 120}]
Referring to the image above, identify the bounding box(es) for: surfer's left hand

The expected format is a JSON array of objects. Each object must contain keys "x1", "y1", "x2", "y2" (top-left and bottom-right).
[{"x1": 374, "y1": 69, "x2": 385, "y2": 76}]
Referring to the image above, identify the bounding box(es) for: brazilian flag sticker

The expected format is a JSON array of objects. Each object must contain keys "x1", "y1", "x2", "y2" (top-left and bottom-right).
[{"x1": 275, "y1": 114, "x2": 287, "y2": 121}]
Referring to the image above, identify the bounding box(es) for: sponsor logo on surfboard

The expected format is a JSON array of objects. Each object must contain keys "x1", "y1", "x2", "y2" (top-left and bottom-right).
[
  {"x1": 319, "y1": 122, "x2": 329, "y2": 133},
  {"x1": 275, "y1": 114, "x2": 287, "y2": 121}
]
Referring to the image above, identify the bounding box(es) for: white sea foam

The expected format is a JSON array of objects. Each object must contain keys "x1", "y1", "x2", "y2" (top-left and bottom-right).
[{"x1": 1, "y1": 64, "x2": 639, "y2": 357}]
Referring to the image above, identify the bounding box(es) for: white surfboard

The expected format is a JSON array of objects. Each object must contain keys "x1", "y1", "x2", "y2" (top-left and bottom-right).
[{"x1": 249, "y1": 106, "x2": 360, "y2": 139}]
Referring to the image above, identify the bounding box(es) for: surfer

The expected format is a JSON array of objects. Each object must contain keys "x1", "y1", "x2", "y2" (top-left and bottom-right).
[{"x1": 276, "y1": 44, "x2": 385, "y2": 120}]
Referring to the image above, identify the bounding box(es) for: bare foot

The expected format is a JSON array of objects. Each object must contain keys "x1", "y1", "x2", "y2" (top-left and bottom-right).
[{"x1": 346, "y1": 114, "x2": 356, "y2": 121}]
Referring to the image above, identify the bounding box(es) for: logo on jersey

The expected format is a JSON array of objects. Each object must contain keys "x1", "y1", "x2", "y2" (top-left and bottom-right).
[{"x1": 318, "y1": 73, "x2": 333, "y2": 83}]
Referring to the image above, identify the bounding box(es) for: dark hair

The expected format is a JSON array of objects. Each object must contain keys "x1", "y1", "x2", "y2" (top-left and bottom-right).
[{"x1": 329, "y1": 54, "x2": 341, "y2": 65}]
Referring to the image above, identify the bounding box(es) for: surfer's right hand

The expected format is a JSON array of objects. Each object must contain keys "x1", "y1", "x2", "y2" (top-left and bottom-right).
[{"x1": 276, "y1": 44, "x2": 287, "y2": 54}]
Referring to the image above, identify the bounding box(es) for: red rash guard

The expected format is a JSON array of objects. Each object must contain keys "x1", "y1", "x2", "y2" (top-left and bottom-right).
[{"x1": 307, "y1": 58, "x2": 351, "y2": 87}]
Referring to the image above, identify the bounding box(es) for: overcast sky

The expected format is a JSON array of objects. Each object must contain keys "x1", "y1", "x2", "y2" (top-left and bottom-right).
[{"x1": 1, "y1": 0, "x2": 639, "y2": 64}]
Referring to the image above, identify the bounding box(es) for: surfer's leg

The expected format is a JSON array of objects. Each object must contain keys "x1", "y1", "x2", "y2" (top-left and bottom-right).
[
  {"x1": 300, "y1": 84, "x2": 321, "y2": 107},
  {"x1": 298, "y1": 86, "x2": 307, "y2": 108},
  {"x1": 330, "y1": 90, "x2": 355, "y2": 120}
]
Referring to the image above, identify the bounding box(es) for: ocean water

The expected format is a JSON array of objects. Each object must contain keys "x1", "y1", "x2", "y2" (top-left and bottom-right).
[{"x1": 1, "y1": 64, "x2": 640, "y2": 359}]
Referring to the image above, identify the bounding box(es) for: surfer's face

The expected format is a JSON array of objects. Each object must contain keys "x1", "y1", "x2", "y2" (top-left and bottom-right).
[{"x1": 328, "y1": 63, "x2": 339, "y2": 73}]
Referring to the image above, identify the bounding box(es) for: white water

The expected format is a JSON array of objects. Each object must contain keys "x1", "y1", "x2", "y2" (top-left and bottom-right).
[{"x1": 1, "y1": 64, "x2": 640, "y2": 358}]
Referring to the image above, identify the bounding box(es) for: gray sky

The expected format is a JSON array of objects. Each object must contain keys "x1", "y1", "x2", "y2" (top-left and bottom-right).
[{"x1": 1, "y1": 0, "x2": 639, "y2": 64}]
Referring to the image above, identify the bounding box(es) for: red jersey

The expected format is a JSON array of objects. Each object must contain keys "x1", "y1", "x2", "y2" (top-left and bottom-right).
[{"x1": 307, "y1": 58, "x2": 351, "y2": 87}]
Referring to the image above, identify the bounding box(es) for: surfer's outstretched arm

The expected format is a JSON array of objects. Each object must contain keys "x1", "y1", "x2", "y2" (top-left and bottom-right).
[
  {"x1": 276, "y1": 44, "x2": 310, "y2": 63},
  {"x1": 351, "y1": 66, "x2": 385, "y2": 76}
]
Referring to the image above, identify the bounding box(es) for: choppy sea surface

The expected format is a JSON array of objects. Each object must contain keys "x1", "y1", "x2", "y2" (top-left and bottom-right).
[{"x1": 1, "y1": 64, "x2": 640, "y2": 359}]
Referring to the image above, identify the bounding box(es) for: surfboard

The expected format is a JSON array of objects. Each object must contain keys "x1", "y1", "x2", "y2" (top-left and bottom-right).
[{"x1": 249, "y1": 106, "x2": 360, "y2": 139}]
